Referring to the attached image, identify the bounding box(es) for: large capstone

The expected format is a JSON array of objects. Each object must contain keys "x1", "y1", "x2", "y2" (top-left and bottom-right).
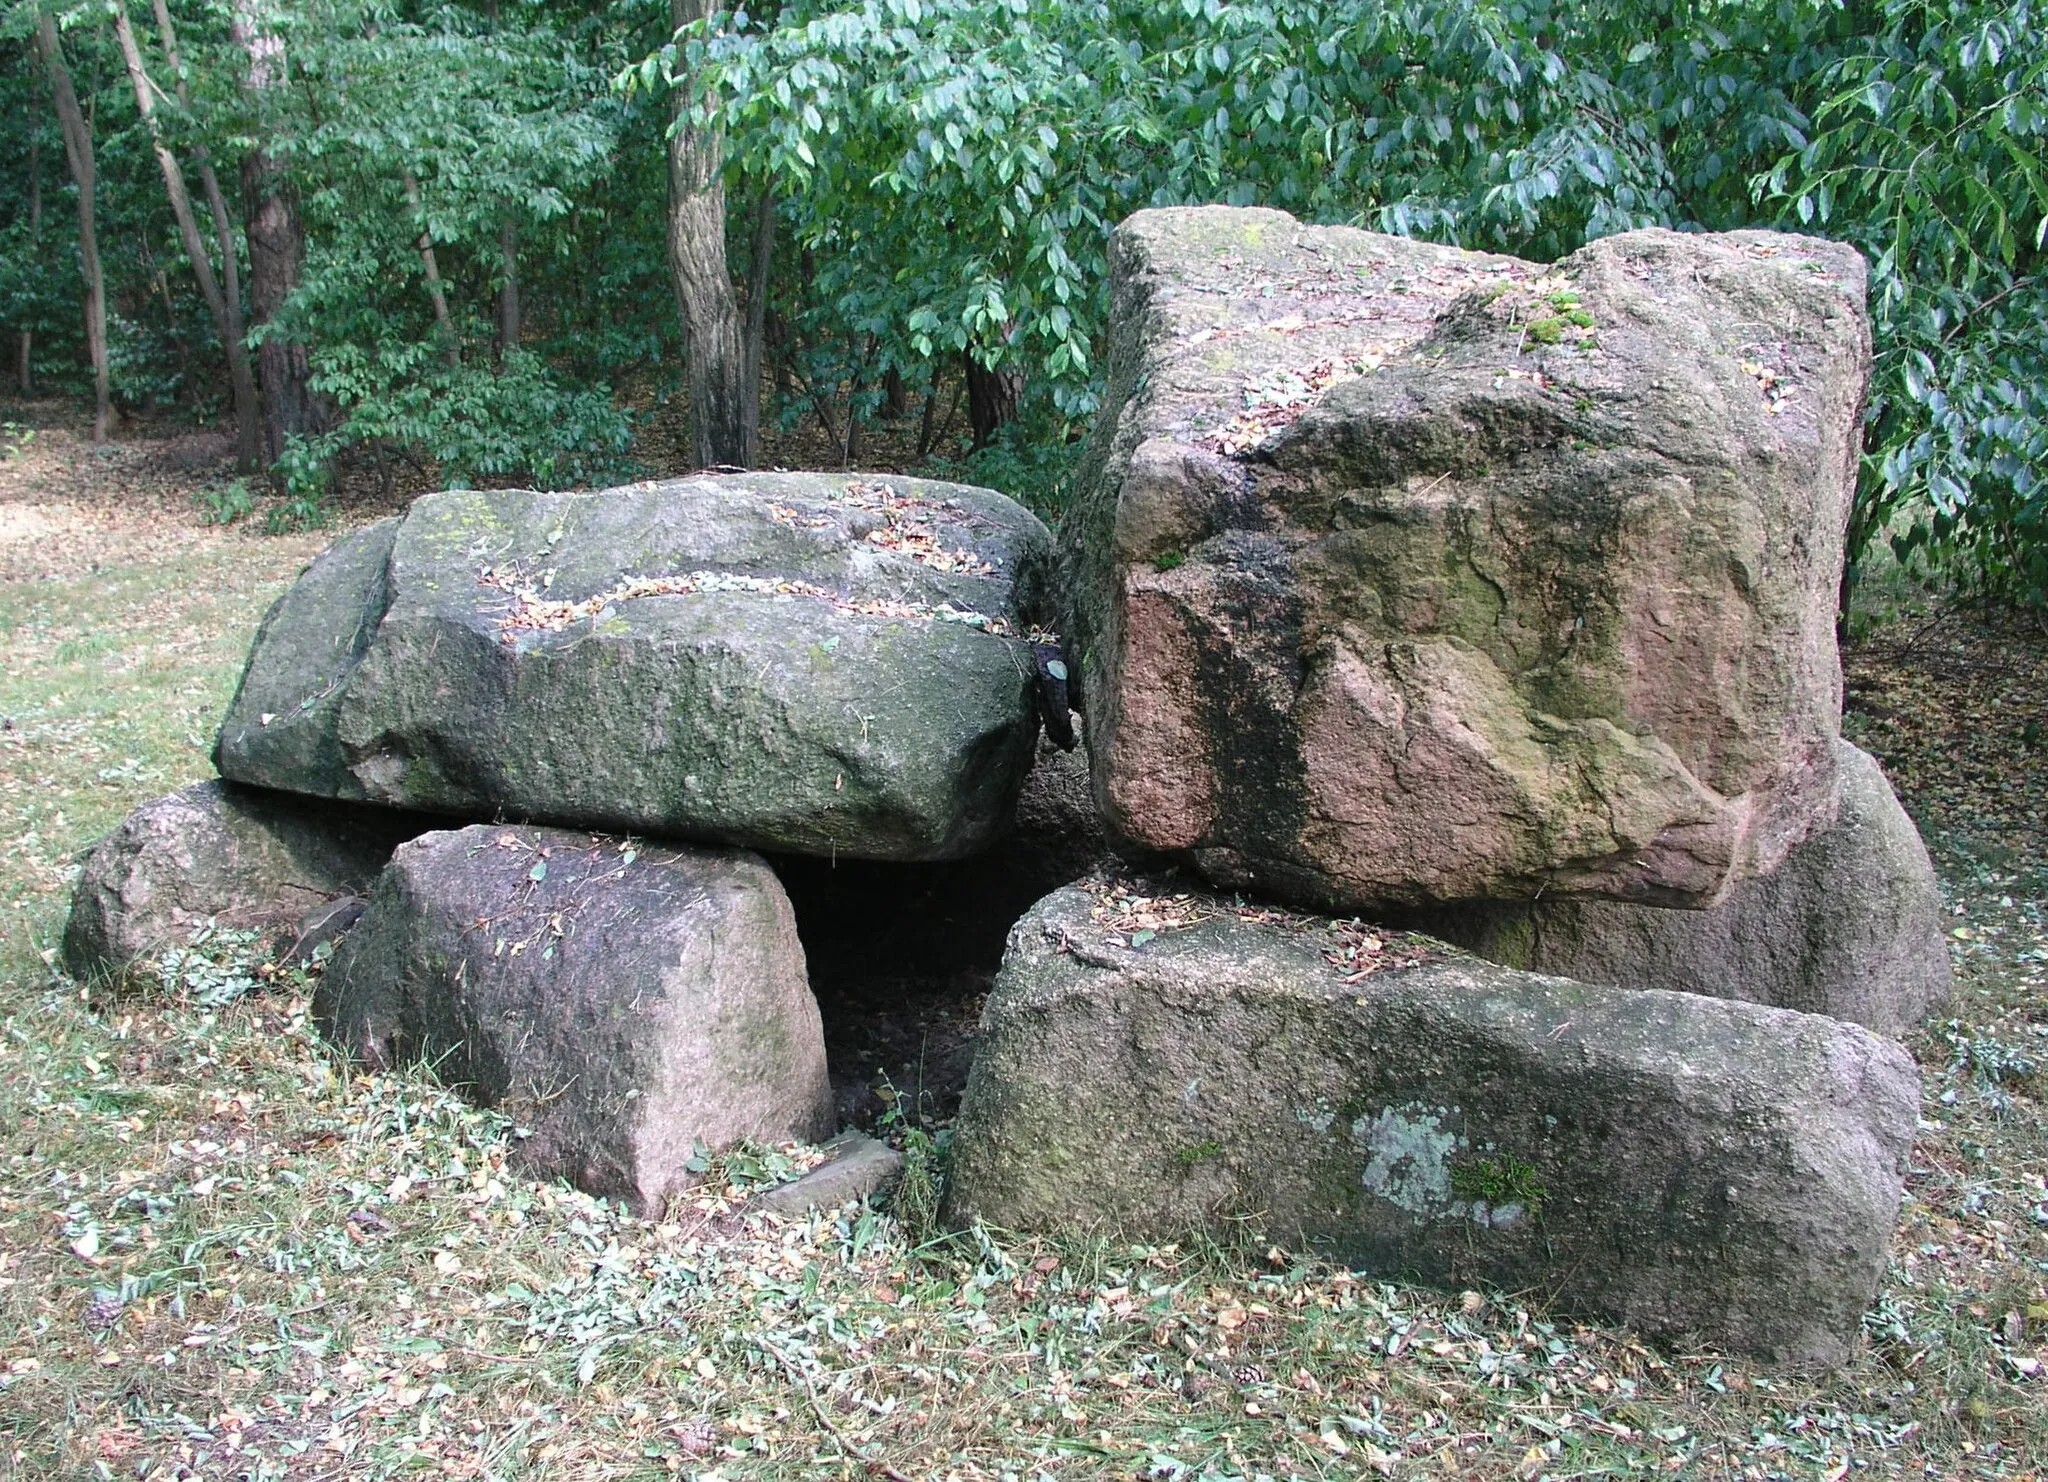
[
  {"x1": 63, "y1": 780, "x2": 418, "y2": 984},
  {"x1": 215, "y1": 474, "x2": 1054, "y2": 860},
  {"x1": 947, "y1": 882, "x2": 1917, "y2": 1365},
  {"x1": 316, "y1": 825, "x2": 833, "y2": 1212},
  {"x1": 1414, "y1": 742, "x2": 1950, "y2": 1037},
  {"x1": 1060, "y1": 207, "x2": 1871, "y2": 911}
]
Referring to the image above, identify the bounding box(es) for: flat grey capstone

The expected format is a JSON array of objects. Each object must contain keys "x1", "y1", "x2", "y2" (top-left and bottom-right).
[
  {"x1": 316, "y1": 825, "x2": 834, "y2": 1213},
  {"x1": 751, "y1": 1132, "x2": 905, "y2": 1216},
  {"x1": 947, "y1": 883, "x2": 1919, "y2": 1365},
  {"x1": 63, "y1": 780, "x2": 417, "y2": 984},
  {"x1": 214, "y1": 473, "x2": 1054, "y2": 861},
  {"x1": 1414, "y1": 741, "x2": 1951, "y2": 1036}
]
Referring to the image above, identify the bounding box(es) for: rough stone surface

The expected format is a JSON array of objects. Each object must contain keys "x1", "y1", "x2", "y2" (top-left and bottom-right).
[
  {"x1": 277, "y1": 895, "x2": 370, "y2": 968},
  {"x1": 1415, "y1": 742, "x2": 1950, "y2": 1036},
  {"x1": 751, "y1": 1133, "x2": 904, "y2": 1216},
  {"x1": 63, "y1": 780, "x2": 417, "y2": 983},
  {"x1": 316, "y1": 825, "x2": 833, "y2": 1212},
  {"x1": 1060, "y1": 206, "x2": 1872, "y2": 911},
  {"x1": 217, "y1": 474, "x2": 1055, "y2": 860},
  {"x1": 948, "y1": 884, "x2": 1918, "y2": 1364}
]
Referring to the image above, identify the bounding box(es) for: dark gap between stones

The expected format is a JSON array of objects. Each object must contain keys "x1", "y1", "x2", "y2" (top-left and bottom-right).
[{"x1": 768, "y1": 738, "x2": 1104, "y2": 1133}]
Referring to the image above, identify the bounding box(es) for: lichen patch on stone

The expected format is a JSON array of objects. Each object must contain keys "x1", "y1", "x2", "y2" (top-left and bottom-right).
[{"x1": 1356, "y1": 1102, "x2": 1464, "y2": 1219}]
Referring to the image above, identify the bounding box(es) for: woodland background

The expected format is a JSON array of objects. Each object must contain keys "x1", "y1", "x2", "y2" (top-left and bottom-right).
[{"x1": 1, "y1": 0, "x2": 2044, "y2": 612}]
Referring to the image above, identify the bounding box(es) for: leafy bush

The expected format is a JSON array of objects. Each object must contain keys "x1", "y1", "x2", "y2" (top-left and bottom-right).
[
  {"x1": 1774, "y1": 0, "x2": 2048, "y2": 607},
  {"x1": 194, "y1": 478, "x2": 258, "y2": 526},
  {"x1": 283, "y1": 349, "x2": 636, "y2": 500},
  {"x1": 150, "y1": 921, "x2": 267, "y2": 1008},
  {"x1": 675, "y1": 0, "x2": 2048, "y2": 608}
]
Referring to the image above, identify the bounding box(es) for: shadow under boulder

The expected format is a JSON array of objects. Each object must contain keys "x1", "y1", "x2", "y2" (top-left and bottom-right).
[
  {"x1": 64, "y1": 780, "x2": 425, "y2": 986},
  {"x1": 771, "y1": 739, "x2": 1106, "y2": 1130}
]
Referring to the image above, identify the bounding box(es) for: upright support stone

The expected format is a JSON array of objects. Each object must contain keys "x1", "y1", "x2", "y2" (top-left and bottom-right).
[
  {"x1": 1415, "y1": 742, "x2": 1951, "y2": 1036},
  {"x1": 63, "y1": 780, "x2": 417, "y2": 984},
  {"x1": 948, "y1": 883, "x2": 1919, "y2": 1365},
  {"x1": 317, "y1": 825, "x2": 833, "y2": 1213}
]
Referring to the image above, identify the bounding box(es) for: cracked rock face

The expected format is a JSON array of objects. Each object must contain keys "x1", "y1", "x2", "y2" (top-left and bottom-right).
[
  {"x1": 946, "y1": 883, "x2": 1919, "y2": 1365},
  {"x1": 214, "y1": 473, "x2": 1053, "y2": 861},
  {"x1": 1059, "y1": 206, "x2": 1872, "y2": 911}
]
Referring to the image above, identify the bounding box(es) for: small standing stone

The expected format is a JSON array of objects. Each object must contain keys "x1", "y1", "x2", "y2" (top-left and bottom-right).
[
  {"x1": 316, "y1": 825, "x2": 833, "y2": 1213},
  {"x1": 63, "y1": 780, "x2": 416, "y2": 984},
  {"x1": 1415, "y1": 742, "x2": 1952, "y2": 1036}
]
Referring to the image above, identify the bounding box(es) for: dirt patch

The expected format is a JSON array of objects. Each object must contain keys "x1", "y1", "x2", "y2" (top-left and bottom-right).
[{"x1": 1845, "y1": 604, "x2": 2048, "y2": 875}]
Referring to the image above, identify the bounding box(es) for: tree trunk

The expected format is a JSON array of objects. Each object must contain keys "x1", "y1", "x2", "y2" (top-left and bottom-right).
[
  {"x1": 114, "y1": 3, "x2": 262, "y2": 470},
  {"x1": 235, "y1": 0, "x2": 328, "y2": 467},
  {"x1": 741, "y1": 188, "x2": 773, "y2": 462},
  {"x1": 17, "y1": 130, "x2": 37, "y2": 394},
  {"x1": 916, "y1": 361, "x2": 942, "y2": 456},
  {"x1": 151, "y1": 0, "x2": 257, "y2": 467},
  {"x1": 497, "y1": 214, "x2": 520, "y2": 360},
  {"x1": 401, "y1": 173, "x2": 459, "y2": 367},
  {"x1": 665, "y1": 0, "x2": 749, "y2": 469},
  {"x1": 34, "y1": 12, "x2": 110, "y2": 442},
  {"x1": 965, "y1": 353, "x2": 1022, "y2": 451},
  {"x1": 143, "y1": 243, "x2": 192, "y2": 394},
  {"x1": 843, "y1": 336, "x2": 870, "y2": 466}
]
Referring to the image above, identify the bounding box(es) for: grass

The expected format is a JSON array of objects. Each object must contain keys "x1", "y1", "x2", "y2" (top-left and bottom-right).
[{"x1": 0, "y1": 510, "x2": 2044, "y2": 1479}]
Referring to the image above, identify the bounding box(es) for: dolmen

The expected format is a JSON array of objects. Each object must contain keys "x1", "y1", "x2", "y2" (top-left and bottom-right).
[
  {"x1": 69, "y1": 472, "x2": 1059, "y2": 1214},
  {"x1": 66, "y1": 207, "x2": 1955, "y2": 1366}
]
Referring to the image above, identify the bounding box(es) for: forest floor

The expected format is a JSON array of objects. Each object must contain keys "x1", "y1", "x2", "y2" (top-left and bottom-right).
[{"x1": 0, "y1": 402, "x2": 2043, "y2": 1480}]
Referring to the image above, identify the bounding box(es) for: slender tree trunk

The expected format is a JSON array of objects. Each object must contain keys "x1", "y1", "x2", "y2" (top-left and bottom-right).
[
  {"x1": 965, "y1": 353, "x2": 1022, "y2": 450},
  {"x1": 235, "y1": 0, "x2": 327, "y2": 467},
  {"x1": 143, "y1": 243, "x2": 192, "y2": 394},
  {"x1": 152, "y1": 0, "x2": 257, "y2": 466},
  {"x1": 497, "y1": 215, "x2": 520, "y2": 361},
  {"x1": 401, "y1": 173, "x2": 458, "y2": 367},
  {"x1": 114, "y1": 4, "x2": 262, "y2": 469},
  {"x1": 34, "y1": 12, "x2": 110, "y2": 442},
  {"x1": 17, "y1": 131, "x2": 37, "y2": 394},
  {"x1": 665, "y1": 0, "x2": 749, "y2": 469},
  {"x1": 916, "y1": 361, "x2": 942, "y2": 457},
  {"x1": 741, "y1": 188, "x2": 773, "y2": 463}
]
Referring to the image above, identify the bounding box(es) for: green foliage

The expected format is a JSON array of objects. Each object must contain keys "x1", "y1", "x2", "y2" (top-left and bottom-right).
[
  {"x1": 283, "y1": 348, "x2": 636, "y2": 497},
  {"x1": 660, "y1": 0, "x2": 2048, "y2": 606},
  {"x1": 3, "y1": 0, "x2": 2044, "y2": 597},
  {"x1": 935, "y1": 418, "x2": 1084, "y2": 517},
  {"x1": 194, "y1": 477, "x2": 257, "y2": 526},
  {"x1": 892, "y1": 1125, "x2": 948, "y2": 1245},
  {"x1": 1771, "y1": 0, "x2": 2048, "y2": 607},
  {"x1": 150, "y1": 921, "x2": 267, "y2": 1008},
  {"x1": 1449, "y1": 1151, "x2": 1547, "y2": 1212}
]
